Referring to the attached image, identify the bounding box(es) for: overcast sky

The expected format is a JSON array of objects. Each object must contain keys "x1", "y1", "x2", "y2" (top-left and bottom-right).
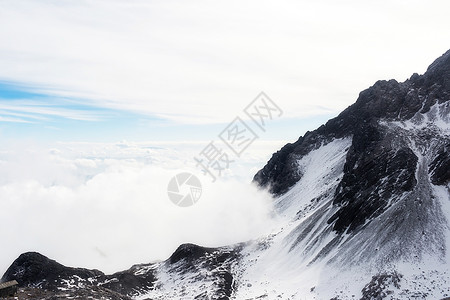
[{"x1": 0, "y1": 0, "x2": 449, "y2": 142}]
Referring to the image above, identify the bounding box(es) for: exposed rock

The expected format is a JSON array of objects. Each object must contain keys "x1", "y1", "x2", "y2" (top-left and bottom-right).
[
  {"x1": 429, "y1": 142, "x2": 450, "y2": 185},
  {"x1": 1, "y1": 252, "x2": 156, "y2": 298},
  {"x1": 361, "y1": 272, "x2": 402, "y2": 300}
]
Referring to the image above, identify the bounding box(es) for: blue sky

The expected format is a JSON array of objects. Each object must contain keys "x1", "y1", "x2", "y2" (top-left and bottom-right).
[
  {"x1": 0, "y1": 81, "x2": 150, "y2": 142},
  {"x1": 0, "y1": 81, "x2": 333, "y2": 143},
  {"x1": 0, "y1": 0, "x2": 449, "y2": 144}
]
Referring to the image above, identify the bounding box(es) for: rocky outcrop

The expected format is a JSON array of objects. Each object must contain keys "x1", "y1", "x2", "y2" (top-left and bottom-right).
[
  {"x1": 1, "y1": 252, "x2": 156, "y2": 298},
  {"x1": 1, "y1": 244, "x2": 240, "y2": 300}
]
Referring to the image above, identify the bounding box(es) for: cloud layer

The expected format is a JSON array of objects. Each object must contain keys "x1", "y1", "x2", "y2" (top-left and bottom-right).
[{"x1": 0, "y1": 140, "x2": 284, "y2": 274}]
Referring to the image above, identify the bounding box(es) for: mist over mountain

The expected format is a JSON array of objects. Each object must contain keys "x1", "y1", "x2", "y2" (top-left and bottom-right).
[{"x1": 2, "y1": 50, "x2": 450, "y2": 299}]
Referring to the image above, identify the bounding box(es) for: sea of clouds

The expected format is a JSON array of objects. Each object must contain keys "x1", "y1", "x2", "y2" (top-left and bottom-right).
[{"x1": 0, "y1": 140, "x2": 285, "y2": 274}]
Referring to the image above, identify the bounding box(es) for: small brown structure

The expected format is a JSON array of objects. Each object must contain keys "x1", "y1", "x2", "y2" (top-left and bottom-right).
[{"x1": 0, "y1": 280, "x2": 18, "y2": 298}]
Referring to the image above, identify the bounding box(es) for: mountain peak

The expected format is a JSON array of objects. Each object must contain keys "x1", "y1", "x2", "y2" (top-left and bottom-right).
[
  {"x1": 427, "y1": 49, "x2": 450, "y2": 73},
  {"x1": 254, "y1": 49, "x2": 450, "y2": 196},
  {"x1": 424, "y1": 49, "x2": 450, "y2": 91}
]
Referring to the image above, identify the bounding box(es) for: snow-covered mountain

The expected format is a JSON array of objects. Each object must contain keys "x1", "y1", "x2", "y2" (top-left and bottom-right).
[{"x1": 2, "y1": 50, "x2": 450, "y2": 299}]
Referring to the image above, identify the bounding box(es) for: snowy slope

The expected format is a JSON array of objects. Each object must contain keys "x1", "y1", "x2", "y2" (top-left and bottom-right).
[{"x1": 133, "y1": 101, "x2": 450, "y2": 300}]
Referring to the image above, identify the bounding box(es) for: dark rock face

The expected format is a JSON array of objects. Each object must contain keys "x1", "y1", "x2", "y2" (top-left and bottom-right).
[
  {"x1": 1, "y1": 252, "x2": 156, "y2": 299},
  {"x1": 254, "y1": 49, "x2": 450, "y2": 234},
  {"x1": 15, "y1": 286, "x2": 133, "y2": 300},
  {"x1": 360, "y1": 272, "x2": 403, "y2": 300},
  {"x1": 253, "y1": 142, "x2": 299, "y2": 196},
  {"x1": 328, "y1": 124, "x2": 418, "y2": 232},
  {"x1": 1, "y1": 252, "x2": 102, "y2": 290},
  {"x1": 101, "y1": 266, "x2": 155, "y2": 297},
  {"x1": 1, "y1": 244, "x2": 239, "y2": 300},
  {"x1": 429, "y1": 142, "x2": 450, "y2": 185},
  {"x1": 169, "y1": 243, "x2": 215, "y2": 264},
  {"x1": 166, "y1": 244, "x2": 240, "y2": 300}
]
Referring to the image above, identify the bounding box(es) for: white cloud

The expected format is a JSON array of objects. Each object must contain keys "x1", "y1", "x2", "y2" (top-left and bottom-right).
[
  {"x1": 0, "y1": 116, "x2": 35, "y2": 123},
  {"x1": 0, "y1": 141, "x2": 284, "y2": 274},
  {"x1": 0, "y1": 0, "x2": 449, "y2": 124},
  {"x1": 0, "y1": 100, "x2": 104, "y2": 121}
]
